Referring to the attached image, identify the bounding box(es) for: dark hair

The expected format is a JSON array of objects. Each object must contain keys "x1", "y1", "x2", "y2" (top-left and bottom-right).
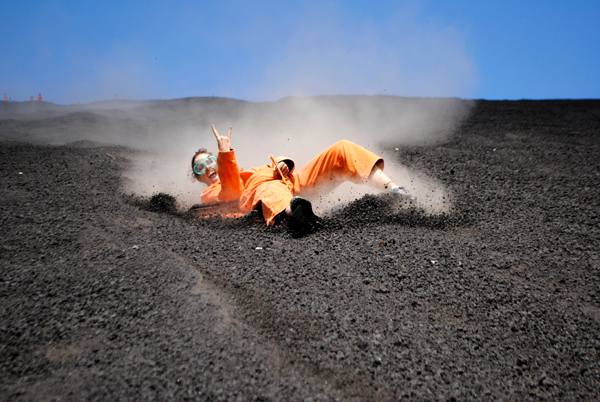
[{"x1": 191, "y1": 147, "x2": 212, "y2": 177}]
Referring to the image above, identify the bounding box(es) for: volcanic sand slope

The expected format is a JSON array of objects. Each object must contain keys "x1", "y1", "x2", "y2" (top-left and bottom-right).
[{"x1": 1, "y1": 99, "x2": 599, "y2": 400}]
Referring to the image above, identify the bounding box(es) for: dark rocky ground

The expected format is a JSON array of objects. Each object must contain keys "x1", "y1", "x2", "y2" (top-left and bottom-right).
[{"x1": 1, "y1": 99, "x2": 600, "y2": 401}]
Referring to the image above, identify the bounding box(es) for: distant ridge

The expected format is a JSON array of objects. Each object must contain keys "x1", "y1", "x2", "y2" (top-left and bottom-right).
[{"x1": 2, "y1": 96, "x2": 599, "y2": 120}]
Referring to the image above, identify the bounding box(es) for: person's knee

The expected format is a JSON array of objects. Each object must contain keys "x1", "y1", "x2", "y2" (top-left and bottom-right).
[
  {"x1": 334, "y1": 139, "x2": 353, "y2": 148},
  {"x1": 328, "y1": 139, "x2": 354, "y2": 154}
]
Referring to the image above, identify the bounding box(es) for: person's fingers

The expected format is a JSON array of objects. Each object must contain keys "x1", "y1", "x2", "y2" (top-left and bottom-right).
[
  {"x1": 227, "y1": 127, "x2": 232, "y2": 139},
  {"x1": 211, "y1": 124, "x2": 221, "y2": 140},
  {"x1": 278, "y1": 161, "x2": 289, "y2": 176},
  {"x1": 274, "y1": 161, "x2": 283, "y2": 176}
]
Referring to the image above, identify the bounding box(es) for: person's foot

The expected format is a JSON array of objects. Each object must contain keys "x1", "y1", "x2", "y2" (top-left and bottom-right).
[
  {"x1": 285, "y1": 197, "x2": 320, "y2": 235},
  {"x1": 389, "y1": 185, "x2": 416, "y2": 203}
]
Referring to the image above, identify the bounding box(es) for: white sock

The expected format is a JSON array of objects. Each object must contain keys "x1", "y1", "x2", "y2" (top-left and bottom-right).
[{"x1": 370, "y1": 168, "x2": 397, "y2": 191}]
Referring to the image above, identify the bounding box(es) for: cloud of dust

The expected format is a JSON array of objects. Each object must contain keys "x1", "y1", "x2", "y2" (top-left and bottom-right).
[{"x1": 114, "y1": 93, "x2": 471, "y2": 214}]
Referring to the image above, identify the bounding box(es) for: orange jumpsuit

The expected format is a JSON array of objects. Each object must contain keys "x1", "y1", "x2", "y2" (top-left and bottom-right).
[{"x1": 200, "y1": 140, "x2": 383, "y2": 224}]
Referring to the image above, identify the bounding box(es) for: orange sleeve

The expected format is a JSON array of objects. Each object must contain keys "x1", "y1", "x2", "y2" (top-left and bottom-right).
[{"x1": 216, "y1": 150, "x2": 243, "y2": 201}]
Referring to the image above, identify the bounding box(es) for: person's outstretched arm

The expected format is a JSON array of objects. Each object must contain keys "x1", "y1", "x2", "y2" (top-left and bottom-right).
[{"x1": 212, "y1": 125, "x2": 243, "y2": 202}]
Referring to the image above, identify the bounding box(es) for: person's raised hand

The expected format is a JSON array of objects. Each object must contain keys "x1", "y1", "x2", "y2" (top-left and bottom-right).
[
  {"x1": 211, "y1": 124, "x2": 232, "y2": 152},
  {"x1": 276, "y1": 161, "x2": 290, "y2": 178}
]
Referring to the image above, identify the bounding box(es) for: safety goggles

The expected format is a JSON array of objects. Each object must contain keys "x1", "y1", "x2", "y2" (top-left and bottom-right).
[{"x1": 193, "y1": 154, "x2": 217, "y2": 176}]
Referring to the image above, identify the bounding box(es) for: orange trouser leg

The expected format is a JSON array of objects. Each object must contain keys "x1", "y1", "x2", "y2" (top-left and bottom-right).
[
  {"x1": 298, "y1": 140, "x2": 383, "y2": 193},
  {"x1": 252, "y1": 181, "x2": 294, "y2": 225}
]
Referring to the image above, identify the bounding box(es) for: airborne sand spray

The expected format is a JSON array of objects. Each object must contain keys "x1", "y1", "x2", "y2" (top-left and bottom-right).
[
  {"x1": 121, "y1": 96, "x2": 472, "y2": 214},
  {"x1": 0, "y1": 95, "x2": 468, "y2": 214}
]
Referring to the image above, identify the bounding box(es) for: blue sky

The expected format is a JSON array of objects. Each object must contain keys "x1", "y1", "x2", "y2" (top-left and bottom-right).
[{"x1": 1, "y1": 0, "x2": 598, "y2": 103}]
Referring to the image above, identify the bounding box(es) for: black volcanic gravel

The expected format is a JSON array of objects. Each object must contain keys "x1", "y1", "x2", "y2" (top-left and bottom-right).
[{"x1": 1, "y1": 100, "x2": 600, "y2": 401}]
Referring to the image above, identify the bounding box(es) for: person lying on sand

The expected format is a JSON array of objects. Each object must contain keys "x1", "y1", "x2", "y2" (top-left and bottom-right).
[{"x1": 191, "y1": 125, "x2": 415, "y2": 232}]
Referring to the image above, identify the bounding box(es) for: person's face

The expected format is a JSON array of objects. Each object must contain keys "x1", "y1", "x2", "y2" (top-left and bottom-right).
[{"x1": 193, "y1": 152, "x2": 218, "y2": 185}]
